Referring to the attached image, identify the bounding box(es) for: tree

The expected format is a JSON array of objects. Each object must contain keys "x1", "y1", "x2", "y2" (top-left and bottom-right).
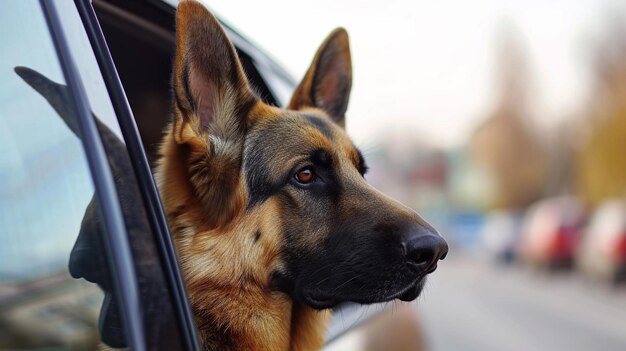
[
  {"x1": 469, "y1": 24, "x2": 546, "y2": 210},
  {"x1": 577, "y1": 17, "x2": 626, "y2": 205}
]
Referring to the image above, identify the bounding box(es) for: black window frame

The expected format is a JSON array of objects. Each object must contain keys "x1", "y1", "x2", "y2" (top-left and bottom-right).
[
  {"x1": 39, "y1": 0, "x2": 147, "y2": 350},
  {"x1": 39, "y1": 0, "x2": 201, "y2": 350}
]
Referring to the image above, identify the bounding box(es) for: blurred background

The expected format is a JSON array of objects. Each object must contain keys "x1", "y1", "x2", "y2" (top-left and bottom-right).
[
  {"x1": 3, "y1": 0, "x2": 626, "y2": 349},
  {"x1": 208, "y1": 0, "x2": 626, "y2": 350}
]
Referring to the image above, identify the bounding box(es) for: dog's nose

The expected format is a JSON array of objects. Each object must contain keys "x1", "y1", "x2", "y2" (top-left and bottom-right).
[{"x1": 402, "y1": 227, "x2": 448, "y2": 273}]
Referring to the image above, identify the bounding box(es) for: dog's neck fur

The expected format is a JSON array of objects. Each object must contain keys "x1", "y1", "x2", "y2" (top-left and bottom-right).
[{"x1": 155, "y1": 130, "x2": 330, "y2": 351}]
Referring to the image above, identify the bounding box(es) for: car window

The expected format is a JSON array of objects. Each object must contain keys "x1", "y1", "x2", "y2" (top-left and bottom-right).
[
  {"x1": 48, "y1": 1, "x2": 189, "y2": 349},
  {"x1": 1, "y1": 1, "x2": 193, "y2": 350},
  {"x1": 0, "y1": 2, "x2": 105, "y2": 349}
]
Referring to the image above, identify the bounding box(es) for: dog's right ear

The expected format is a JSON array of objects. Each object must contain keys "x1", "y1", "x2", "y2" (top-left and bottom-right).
[{"x1": 172, "y1": 0, "x2": 257, "y2": 146}]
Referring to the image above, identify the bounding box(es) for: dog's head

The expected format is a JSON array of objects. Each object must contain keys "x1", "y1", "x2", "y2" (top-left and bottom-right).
[{"x1": 167, "y1": 0, "x2": 447, "y2": 309}]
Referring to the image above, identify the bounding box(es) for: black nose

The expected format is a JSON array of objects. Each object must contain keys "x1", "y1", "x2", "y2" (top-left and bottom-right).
[{"x1": 402, "y1": 228, "x2": 448, "y2": 273}]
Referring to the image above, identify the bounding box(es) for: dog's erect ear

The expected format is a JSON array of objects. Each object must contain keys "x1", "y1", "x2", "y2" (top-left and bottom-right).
[
  {"x1": 170, "y1": 0, "x2": 257, "y2": 228},
  {"x1": 289, "y1": 28, "x2": 352, "y2": 128},
  {"x1": 172, "y1": 0, "x2": 256, "y2": 144}
]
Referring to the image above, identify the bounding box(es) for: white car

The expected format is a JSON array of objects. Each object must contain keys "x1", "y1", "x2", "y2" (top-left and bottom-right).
[{"x1": 577, "y1": 199, "x2": 626, "y2": 284}]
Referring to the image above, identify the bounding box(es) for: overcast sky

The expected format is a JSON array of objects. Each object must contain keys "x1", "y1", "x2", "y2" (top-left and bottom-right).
[{"x1": 201, "y1": 0, "x2": 626, "y2": 149}]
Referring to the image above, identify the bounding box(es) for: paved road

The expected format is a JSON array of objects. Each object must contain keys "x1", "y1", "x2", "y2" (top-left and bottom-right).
[{"x1": 416, "y1": 252, "x2": 626, "y2": 351}]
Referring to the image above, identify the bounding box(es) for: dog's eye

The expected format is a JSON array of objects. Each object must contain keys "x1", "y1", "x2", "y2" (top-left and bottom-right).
[{"x1": 294, "y1": 167, "x2": 315, "y2": 184}]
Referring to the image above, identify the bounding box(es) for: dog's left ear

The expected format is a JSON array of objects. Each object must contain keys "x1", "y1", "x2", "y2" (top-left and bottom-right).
[{"x1": 289, "y1": 28, "x2": 352, "y2": 128}]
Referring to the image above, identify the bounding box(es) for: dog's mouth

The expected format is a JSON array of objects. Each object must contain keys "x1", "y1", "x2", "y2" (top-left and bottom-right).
[
  {"x1": 302, "y1": 276, "x2": 426, "y2": 309},
  {"x1": 397, "y1": 277, "x2": 426, "y2": 301},
  {"x1": 304, "y1": 295, "x2": 341, "y2": 309}
]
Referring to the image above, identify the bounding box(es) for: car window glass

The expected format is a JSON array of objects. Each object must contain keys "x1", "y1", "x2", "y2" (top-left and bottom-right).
[
  {"x1": 50, "y1": 1, "x2": 187, "y2": 349},
  {"x1": 53, "y1": 0, "x2": 124, "y2": 142},
  {"x1": 0, "y1": 2, "x2": 106, "y2": 349}
]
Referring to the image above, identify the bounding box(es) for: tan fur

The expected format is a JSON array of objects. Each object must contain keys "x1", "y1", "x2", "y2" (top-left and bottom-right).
[{"x1": 156, "y1": 124, "x2": 331, "y2": 350}]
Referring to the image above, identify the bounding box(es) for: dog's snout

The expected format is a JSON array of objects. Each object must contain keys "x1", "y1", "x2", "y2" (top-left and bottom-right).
[{"x1": 402, "y1": 227, "x2": 448, "y2": 273}]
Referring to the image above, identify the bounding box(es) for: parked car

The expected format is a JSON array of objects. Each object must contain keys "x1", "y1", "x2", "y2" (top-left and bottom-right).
[
  {"x1": 577, "y1": 199, "x2": 626, "y2": 285},
  {"x1": 482, "y1": 210, "x2": 525, "y2": 263},
  {"x1": 517, "y1": 197, "x2": 586, "y2": 269},
  {"x1": 0, "y1": 0, "x2": 390, "y2": 349}
]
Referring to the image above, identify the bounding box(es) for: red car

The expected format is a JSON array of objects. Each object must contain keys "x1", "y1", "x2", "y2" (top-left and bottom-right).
[{"x1": 517, "y1": 197, "x2": 586, "y2": 269}]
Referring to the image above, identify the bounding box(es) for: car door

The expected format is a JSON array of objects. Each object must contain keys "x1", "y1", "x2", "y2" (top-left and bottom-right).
[{"x1": 0, "y1": 1, "x2": 199, "y2": 350}]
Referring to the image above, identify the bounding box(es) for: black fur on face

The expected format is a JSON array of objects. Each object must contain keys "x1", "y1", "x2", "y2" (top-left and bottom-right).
[
  {"x1": 278, "y1": 176, "x2": 435, "y2": 309},
  {"x1": 243, "y1": 111, "x2": 445, "y2": 309}
]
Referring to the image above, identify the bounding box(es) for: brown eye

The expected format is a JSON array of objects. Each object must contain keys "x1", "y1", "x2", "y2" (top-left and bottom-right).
[{"x1": 294, "y1": 167, "x2": 315, "y2": 184}]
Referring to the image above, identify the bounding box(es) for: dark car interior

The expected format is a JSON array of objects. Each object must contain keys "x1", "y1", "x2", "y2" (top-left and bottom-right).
[{"x1": 93, "y1": 0, "x2": 285, "y2": 164}]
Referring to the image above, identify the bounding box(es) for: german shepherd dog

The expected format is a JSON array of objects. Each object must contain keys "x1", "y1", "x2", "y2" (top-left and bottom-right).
[{"x1": 155, "y1": 0, "x2": 448, "y2": 349}]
